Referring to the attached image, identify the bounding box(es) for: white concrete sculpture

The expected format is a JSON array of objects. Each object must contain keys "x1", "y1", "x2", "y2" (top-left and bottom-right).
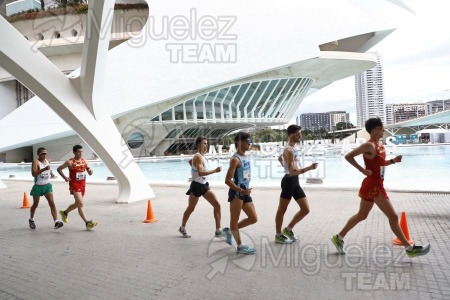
[{"x1": 0, "y1": 1, "x2": 154, "y2": 203}]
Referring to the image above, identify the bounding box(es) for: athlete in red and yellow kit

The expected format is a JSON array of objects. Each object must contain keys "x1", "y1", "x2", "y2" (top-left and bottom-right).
[
  {"x1": 330, "y1": 118, "x2": 430, "y2": 258},
  {"x1": 57, "y1": 145, "x2": 97, "y2": 230}
]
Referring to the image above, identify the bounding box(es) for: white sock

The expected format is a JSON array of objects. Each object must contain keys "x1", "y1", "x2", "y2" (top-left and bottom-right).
[
  {"x1": 215, "y1": 228, "x2": 222, "y2": 233},
  {"x1": 406, "y1": 245, "x2": 413, "y2": 251},
  {"x1": 29, "y1": 218, "x2": 34, "y2": 221},
  {"x1": 286, "y1": 226, "x2": 293, "y2": 231}
]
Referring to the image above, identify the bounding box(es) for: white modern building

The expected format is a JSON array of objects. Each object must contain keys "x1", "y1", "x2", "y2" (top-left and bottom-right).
[
  {"x1": 355, "y1": 52, "x2": 386, "y2": 127},
  {"x1": 0, "y1": 0, "x2": 415, "y2": 202}
]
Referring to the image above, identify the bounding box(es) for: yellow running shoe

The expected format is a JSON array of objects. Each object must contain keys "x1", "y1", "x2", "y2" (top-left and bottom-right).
[
  {"x1": 86, "y1": 220, "x2": 98, "y2": 230},
  {"x1": 59, "y1": 210, "x2": 68, "y2": 223}
]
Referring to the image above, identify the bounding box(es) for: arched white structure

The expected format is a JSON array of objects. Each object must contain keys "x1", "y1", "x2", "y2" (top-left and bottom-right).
[
  {"x1": 0, "y1": 0, "x2": 155, "y2": 203},
  {"x1": 0, "y1": 0, "x2": 415, "y2": 202}
]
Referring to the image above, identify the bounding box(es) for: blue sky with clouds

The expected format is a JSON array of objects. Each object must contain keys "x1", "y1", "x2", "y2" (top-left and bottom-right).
[{"x1": 298, "y1": 0, "x2": 450, "y2": 125}]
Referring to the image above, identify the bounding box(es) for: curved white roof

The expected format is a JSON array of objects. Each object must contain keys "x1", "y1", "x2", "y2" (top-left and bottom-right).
[{"x1": 0, "y1": 0, "x2": 414, "y2": 151}]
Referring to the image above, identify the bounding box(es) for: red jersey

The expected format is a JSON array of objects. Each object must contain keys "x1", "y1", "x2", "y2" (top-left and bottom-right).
[
  {"x1": 68, "y1": 157, "x2": 88, "y2": 195},
  {"x1": 358, "y1": 140, "x2": 389, "y2": 201}
]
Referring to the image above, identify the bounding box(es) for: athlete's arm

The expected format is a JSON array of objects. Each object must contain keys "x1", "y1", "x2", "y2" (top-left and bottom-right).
[
  {"x1": 345, "y1": 142, "x2": 374, "y2": 175},
  {"x1": 194, "y1": 154, "x2": 221, "y2": 176},
  {"x1": 57, "y1": 160, "x2": 71, "y2": 182},
  {"x1": 86, "y1": 163, "x2": 93, "y2": 176},
  {"x1": 285, "y1": 148, "x2": 299, "y2": 175},
  {"x1": 31, "y1": 160, "x2": 48, "y2": 177},
  {"x1": 385, "y1": 155, "x2": 403, "y2": 166},
  {"x1": 225, "y1": 156, "x2": 248, "y2": 194},
  {"x1": 277, "y1": 154, "x2": 283, "y2": 167},
  {"x1": 284, "y1": 148, "x2": 316, "y2": 175}
]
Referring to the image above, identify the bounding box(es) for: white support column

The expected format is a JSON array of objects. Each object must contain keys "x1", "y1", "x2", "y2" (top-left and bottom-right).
[
  {"x1": 74, "y1": 0, "x2": 116, "y2": 118},
  {"x1": 0, "y1": 10, "x2": 154, "y2": 203}
]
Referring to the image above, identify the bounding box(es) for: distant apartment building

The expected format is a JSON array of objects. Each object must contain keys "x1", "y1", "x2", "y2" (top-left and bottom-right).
[
  {"x1": 355, "y1": 52, "x2": 385, "y2": 127},
  {"x1": 385, "y1": 99, "x2": 450, "y2": 124},
  {"x1": 426, "y1": 99, "x2": 450, "y2": 114},
  {"x1": 329, "y1": 111, "x2": 349, "y2": 129},
  {"x1": 297, "y1": 111, "x2": 349, "y2": 131},
  {"x1": 392, "y1": 103, "x2": 426, "y2": 123},
  {"x1": 298, "y1": 113, "x2": 330, "y2": 131}
]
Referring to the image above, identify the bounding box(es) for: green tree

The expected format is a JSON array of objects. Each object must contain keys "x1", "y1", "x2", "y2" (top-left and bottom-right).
[
  {"x1": 219, "y1": 134, "x2": 234, "y2": 148},
  {"x1": 301, "y1": 129, "x2": 314, "y2": 141},
  {"x1": 335, "y1": 122, "x2": 355, "y2": 131},
  {"x1": 255, "y1": 128, "x2": 281, "y2": 143}
]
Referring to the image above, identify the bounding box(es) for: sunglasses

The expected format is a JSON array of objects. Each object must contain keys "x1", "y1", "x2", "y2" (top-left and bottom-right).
[
  {"x1": 39, "y1": 153, "x2": 48, "y2": 155},
  {"x1": 246, "y1": 139, "x2": 252, "y2": 145}
]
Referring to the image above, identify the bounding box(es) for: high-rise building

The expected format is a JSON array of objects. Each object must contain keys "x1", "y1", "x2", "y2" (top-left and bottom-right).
[
  {"x1": 355, "y1": 52, "x2": 385, "y2": 127},
  {"x1": 385, "y1": 104, "x2": 394, "y2": 124}
]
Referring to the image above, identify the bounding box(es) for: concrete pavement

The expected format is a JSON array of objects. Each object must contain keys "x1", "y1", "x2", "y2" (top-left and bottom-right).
[{"x1": 0, "y1": 180, "x2": 449, "y2": 299}]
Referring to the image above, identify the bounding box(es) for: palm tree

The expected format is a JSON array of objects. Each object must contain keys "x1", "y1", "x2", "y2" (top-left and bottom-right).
[{"x1": 220, "y1": 134, "x2": 234, "y2": 148}]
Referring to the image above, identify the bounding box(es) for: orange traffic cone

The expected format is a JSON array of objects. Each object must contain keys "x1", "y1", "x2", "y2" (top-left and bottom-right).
[
  {"x1": 20, "y1": 192, "x2": 31, "y2": 209},
  {"x1": 393, "y1": 211, "x2": 414, "y2": 245},
  {"x1": 143, "y1": 200, "x2": 158, "y2": 223}
]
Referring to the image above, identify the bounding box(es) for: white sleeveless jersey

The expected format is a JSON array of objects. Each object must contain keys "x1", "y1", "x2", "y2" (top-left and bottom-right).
[
  {"x1": 34, "y1": 159, "x2": 51, "y2": 185},
  {"x1": 191, "y1": 154, "x2": 209, "y2": 184}
]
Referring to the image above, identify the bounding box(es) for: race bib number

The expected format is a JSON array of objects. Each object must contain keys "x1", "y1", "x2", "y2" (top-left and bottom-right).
[
  {"x1": 40, "y1": 171, "x2": 49, "y2": 179},
  {"x1": 380, "y1": 166, "x2": 385, "y2": 180},
  {"x1": 243, "y1": 170, "x2": 251, "y2": 180},
  {"x1": 76, "y1": 172, "x2": 86, "y2": 181}
]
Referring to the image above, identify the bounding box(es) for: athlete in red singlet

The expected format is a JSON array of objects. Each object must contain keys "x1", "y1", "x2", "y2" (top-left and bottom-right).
[
  {"x1": 358, "y1": 139, "x2": 389, "y2": 201},
  {"x1": 57, "y1": 145, "x2": 97, "y2": 230},
  {"x1": 330, "y1": 118, "x2": 430, "y2": 258}
]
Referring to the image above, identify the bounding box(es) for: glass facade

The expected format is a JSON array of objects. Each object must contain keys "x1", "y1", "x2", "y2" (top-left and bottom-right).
[{"x1": 150, "y1": 77, "x2": 314, "y2": 125}]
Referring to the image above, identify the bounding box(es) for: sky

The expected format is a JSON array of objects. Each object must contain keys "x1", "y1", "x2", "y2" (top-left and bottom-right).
[{"x1": 297, "y1": 0, "x2": 450, "y2": 125}]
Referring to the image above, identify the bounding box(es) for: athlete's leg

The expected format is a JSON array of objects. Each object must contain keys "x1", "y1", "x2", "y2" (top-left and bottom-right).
[
  {"x1": 181, "y1": 193, "x2": 200, "y2": 227},
  {"x1": 203, "y1": 190, "x2": 221, "y2": 229},
  {"x1": 44, "y1": 192, "x2": 57, "y2": 220},
  {"x1": 64, "y1": 190, "x2": 87, "y2": 222},
  {"x1": 30, "y1": 196, "x2": 40, "y2": 219},
  {"x1": 238, "y1": 202, "x2": 257, "y2": 229},
  {"x1": 275, "y1": 197, "x2": 290, "y2": 234},
  {"x1": 374, "y1": 194, "x2": 411, "y2": 247},
  {"x1": 229, "y1": 197, "x2": 243, "y2": 245},
  {"x1": 64, "y1": 193, "x2": 79, "y2": 214},
  {"x1": 339, "y1": 199, "x2": 374, "y2": 238},
  {"x1": 287, "y1": 197, "x2": 310, "y2": 229}
]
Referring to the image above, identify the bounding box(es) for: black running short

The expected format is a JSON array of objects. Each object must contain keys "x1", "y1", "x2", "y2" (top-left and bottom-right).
[
  {"x1": 280, "y1": 174, "x2": 306, "y2": 200},
  {"x1": 228, "y1": 189, "x2": 252, "y2": 203},
  {"x1": 186, "y1": 181, "x2": 210, "y2": 197}
]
